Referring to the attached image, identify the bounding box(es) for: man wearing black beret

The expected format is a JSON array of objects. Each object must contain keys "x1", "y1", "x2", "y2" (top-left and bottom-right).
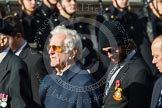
[
  {"x1": 99, "y1": 21, "x2": 152, "y2": 108},
  {"x1": 0, "y1": 18, "x2": 33, "y2": 108}
]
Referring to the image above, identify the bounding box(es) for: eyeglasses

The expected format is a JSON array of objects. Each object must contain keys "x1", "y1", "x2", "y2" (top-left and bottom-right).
[
  {"x1": 48, "y1": 45, "x2": 65, "y2": 53},
  {"x1": 102, "y1": 47, "x2": 117, "y2": 55}
]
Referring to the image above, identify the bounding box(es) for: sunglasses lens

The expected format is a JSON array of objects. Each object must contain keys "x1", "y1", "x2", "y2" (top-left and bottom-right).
[
  {"x1": 54, "y1": 46, "x2": 63, "y2": 52},
  {"x1": 48, "y1": 45, "x2": 63, "y2": 53},
  {"x1": 102, "y1": 48, "x2": 116, "y2": 55}
]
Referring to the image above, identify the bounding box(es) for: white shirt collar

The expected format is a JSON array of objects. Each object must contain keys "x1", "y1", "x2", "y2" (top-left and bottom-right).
[
  {"x1": 15, "y1": 41, "x2": 27, "y2": 56},
  {"x1": 125, "y1": 50, "x2": 136, "y2": 62},
  {"x1": 0, "y1": 47, "x2": 10, "y2": 63}
]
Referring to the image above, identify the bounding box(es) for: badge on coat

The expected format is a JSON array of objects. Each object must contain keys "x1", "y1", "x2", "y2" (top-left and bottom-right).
[
  {"x1": 0, "y1": 93, "x2": 8, "y2": 107},
  {"x1": 113, "y1": 80, "x2": 123, "y2": 101}
]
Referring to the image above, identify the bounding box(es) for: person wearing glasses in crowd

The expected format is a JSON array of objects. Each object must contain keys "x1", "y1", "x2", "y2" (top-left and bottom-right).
[
  {"x1": 98, "y1": 20, "x2": 152, "y2": 108},
  {"x1": 0, "y1": 18, "x2": 33, "y2": 108},
  {"x1": 56, "y1": 0, "x2": 98, "y2": 70},
  {"x1": 39, "y1": 25, "x2": 102, "y2": 108},
  {"x1": 96, "y1": 0, "x2": 157, "y2": 85}
]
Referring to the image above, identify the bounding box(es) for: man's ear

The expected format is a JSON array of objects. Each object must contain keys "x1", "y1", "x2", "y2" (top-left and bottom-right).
[
  {"x1": 14, "y1": 32, "x2": 22, "y2": 40},
  {"x1": 18, "y1": 0, "x2": 23, "y2": 5},
  {"x1": 149, "y1": 2, "x2": 154, "y2": 10},
  {"x1": 56, "y1": 2, "x2": 62, "y2": 10},
  {"x1": 72, "y1": 48, "x2": 78, "y2": 58}
]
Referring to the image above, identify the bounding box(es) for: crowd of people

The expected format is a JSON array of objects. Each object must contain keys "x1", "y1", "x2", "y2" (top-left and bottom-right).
[{"x1": 0, "y1": 0, "x2": 162, "y2": 108}]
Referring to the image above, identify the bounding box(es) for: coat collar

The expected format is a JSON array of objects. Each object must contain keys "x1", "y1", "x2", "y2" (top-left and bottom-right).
[
  {"x1": 49, "y1": 62, "x2": 83, "y2": 86},
  {"x1": 19, "y1": 44, "x2": 30, "y2": 59},
  {"x1": 60, "y1": 62, "x2": 83, "y2": 82}
]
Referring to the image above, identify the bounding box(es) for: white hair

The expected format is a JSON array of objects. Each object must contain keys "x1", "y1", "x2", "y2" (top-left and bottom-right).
[{"x1": 50, "y1": 25, "x2": 83, "y2": 60}]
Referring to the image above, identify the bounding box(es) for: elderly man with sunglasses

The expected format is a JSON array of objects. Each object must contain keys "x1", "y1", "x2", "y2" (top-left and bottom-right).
[
  {"x1": 98, "y1": 20, "x2": 152, "y2": 108},
  {"x1": 39, "y1": 25, "x2": 102, "y2": 108}
]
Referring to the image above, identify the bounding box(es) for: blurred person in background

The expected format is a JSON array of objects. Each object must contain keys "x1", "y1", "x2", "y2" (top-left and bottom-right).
[
  {"x1": 137, "y1": 0, "x2": 162, "y2": 42},
  {"x1": 15, "y1": 0, "x2": 46, "y2": 50},
  {"x1": 136, "y1": 0, "x2": 162, "y2": 81},
  {"x1": 96, "y1": 0, "x2": 138, "y2": 41},
  {"x1": 0, "y1": 3, "x2": 6, "y2": 18},
  {"x1": 33, "y1": 0, "x2": 60, "y2": 51}
]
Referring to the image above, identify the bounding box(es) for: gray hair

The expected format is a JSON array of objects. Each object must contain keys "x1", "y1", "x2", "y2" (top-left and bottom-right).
[{"x1": 50, "y1": 25, "x2": 83, "y2": 60}]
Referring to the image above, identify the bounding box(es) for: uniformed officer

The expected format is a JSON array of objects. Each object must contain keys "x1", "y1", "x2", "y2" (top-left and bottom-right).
[
  {"x1": 56, "y1": 0, "x2": 98, "y2": 69},
  {"x1": 15, "y1": 0, "x2": 58, "y2": 51},
  {"x1": 31, "y1": 0, "x2": 59, "y2": 51},
  {"x1": 96, "y1": 0, "x2": 138, "y2": 41},
  {"x1": 15, "y1": 0, "x2": 41, "y2": 50},
  {"x1": 36, "y1": 0, "x2": 59, "y2": 21}
]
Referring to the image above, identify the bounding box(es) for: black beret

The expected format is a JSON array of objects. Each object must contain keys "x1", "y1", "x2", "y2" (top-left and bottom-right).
[
  {"x1": 98, "y1": 20, "x2": 129, "y2": 48},
  {"x1": 0, "y1": 18, "x2": 14, "y2": 35}
]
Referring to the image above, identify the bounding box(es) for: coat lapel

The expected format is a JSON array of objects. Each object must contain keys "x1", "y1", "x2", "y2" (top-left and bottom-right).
[
  {"x1": 19, "y1": 44, "x2": 29, "y2": 59},
  {"x1": 103, "y1": 59, "x2": 133, "y2": 103},
  {"x1": 0, "y1": 50, "x2": 13, "y2": 82}
]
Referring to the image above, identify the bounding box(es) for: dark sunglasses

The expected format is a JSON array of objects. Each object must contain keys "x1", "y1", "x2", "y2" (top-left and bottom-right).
[
  {"x1": 48, "y1": 45, "x2": 64, "y2": 53},
  {"x1": 102, "y1": 47, "x2": 117, "y2": 55}
]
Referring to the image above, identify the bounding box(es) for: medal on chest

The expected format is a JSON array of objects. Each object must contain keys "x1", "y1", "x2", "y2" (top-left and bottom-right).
[
  {"x1": 0, "y1": 93, "x2": 8, "y2": 107},
  {"x1": 113, "y1": 80, "x2": 123, "y2": 101}
]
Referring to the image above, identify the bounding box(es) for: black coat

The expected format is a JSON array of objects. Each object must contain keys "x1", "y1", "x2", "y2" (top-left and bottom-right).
[
  {"x1": 102, "y1": 55, "x2": 152, "y2": 108},
  {"x1": 32, "y1": 4, "x2": 59, "y2": 50},
  {"x1": 95, "y1": 5, "x2": 138, "y2": 41},
  {"x1": 136, "y1": 7, "x2": 161, "y2": 80},
  {"x1": 0, "y1": 50, "x2": 33, "y2": 108},
  {"x1": 19, "y1": 44, "x2": 47, "y2": 108},
  {"x1": 136, "y1": 7, "x2": 162, "y2": 41},
  {"x1": 14, "y1": 9, "x2": 58, "y2": 51}
]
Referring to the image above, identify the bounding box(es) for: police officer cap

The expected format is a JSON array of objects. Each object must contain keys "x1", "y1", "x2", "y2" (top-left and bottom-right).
[
  {"x1": 98, "y1": 20, "x2": 129, "y2": 48},
  {"x1": 0, "y1": 18, "x2": 14, "y2": 35}
]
